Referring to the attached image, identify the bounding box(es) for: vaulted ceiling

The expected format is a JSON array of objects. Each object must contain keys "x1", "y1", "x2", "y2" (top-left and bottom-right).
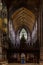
[
  {"x1": 2, "y1": 0, "x2": 40, "y2": 32},
  {"x1": 12, "y1": 7, "x2": 35, "y2": 32}
]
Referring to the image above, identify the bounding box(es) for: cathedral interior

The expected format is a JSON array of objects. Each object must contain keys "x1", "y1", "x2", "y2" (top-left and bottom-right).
[{"x1": 0, "y1": 0, "x2": 43, "y2": 65}]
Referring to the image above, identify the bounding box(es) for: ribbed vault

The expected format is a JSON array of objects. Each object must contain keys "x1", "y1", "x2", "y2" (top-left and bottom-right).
[{"x1": 12, "y1": 7, "x2": 35, "y2": 32}]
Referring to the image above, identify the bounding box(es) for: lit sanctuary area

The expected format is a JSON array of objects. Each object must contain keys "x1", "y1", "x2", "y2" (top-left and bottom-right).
[{"x1": 0, "y1": 0, "x2": 43, "y2": 65}]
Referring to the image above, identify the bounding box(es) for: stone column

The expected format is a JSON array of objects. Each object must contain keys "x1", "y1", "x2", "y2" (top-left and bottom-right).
[
  {"x1": 37, "y1": 0, "x2": 43, "y2": 62},
  {"x1": 27, "y1": 32, "x2": 30, "y2": 45},
  {"x1": 2, "y1": 1, "x2": 8, "y2": 62},
  {"x1": 40, "y1": 0, "x2": 43, "y2": 62},
  {"x1": 0, "y1": 0, "x2": 3, "y2": 62},
  {"x1": 0, "y1": 30, "x2": 3, "y2": 62},
  {"x1": 16, "y1": 32, "x2": 20, "y2": 47}
]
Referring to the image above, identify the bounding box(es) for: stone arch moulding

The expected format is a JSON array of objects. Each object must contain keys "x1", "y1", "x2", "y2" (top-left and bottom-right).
[{"x1": 16, "y1": 25, "x2": 31, "y2": 44}]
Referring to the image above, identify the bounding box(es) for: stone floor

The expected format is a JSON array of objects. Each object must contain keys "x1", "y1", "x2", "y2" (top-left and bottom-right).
[
  {"x1": 0, "y1": 61, "x2": 43, "y2": 65},
  {"x1": 2, "y1": 63, "x2": 43, "y2": 65},
  {"x1": 8, "y1": 63, "x2": 42, "y2": 65}
]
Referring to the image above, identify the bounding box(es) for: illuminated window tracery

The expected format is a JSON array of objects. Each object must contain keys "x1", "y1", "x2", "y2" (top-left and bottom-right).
[{"x1": 20, "y1": 28, "x2": 27, "y2": 40}]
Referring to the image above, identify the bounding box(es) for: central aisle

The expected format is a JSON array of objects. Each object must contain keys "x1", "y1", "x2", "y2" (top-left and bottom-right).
[{"x1": 7, "y1": 63, "x2": 42, "y2": 65}]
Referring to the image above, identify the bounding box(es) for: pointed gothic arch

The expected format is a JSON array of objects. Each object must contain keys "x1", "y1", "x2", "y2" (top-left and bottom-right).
[{"x1": 20, "y1": 28, "x2": 27, "y2": 40}]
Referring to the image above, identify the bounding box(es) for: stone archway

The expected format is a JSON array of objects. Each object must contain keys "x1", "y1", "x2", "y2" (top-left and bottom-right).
[{"x1": 16, "y1": 25, "x2": 31, "y2": 46}]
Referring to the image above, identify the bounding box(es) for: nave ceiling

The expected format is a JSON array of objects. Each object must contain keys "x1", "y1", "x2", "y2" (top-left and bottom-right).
[
  {"x1": 11, "y1": 7, "x2": 35, "y2": 32},
  {"x1": 2, "y1": 0, "x2": 40, "y2": 32}
]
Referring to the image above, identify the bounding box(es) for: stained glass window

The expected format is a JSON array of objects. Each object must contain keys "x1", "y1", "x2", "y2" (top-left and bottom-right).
[{"x1": 20, "y1": 28, "x2": 27, "y2": 40}]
